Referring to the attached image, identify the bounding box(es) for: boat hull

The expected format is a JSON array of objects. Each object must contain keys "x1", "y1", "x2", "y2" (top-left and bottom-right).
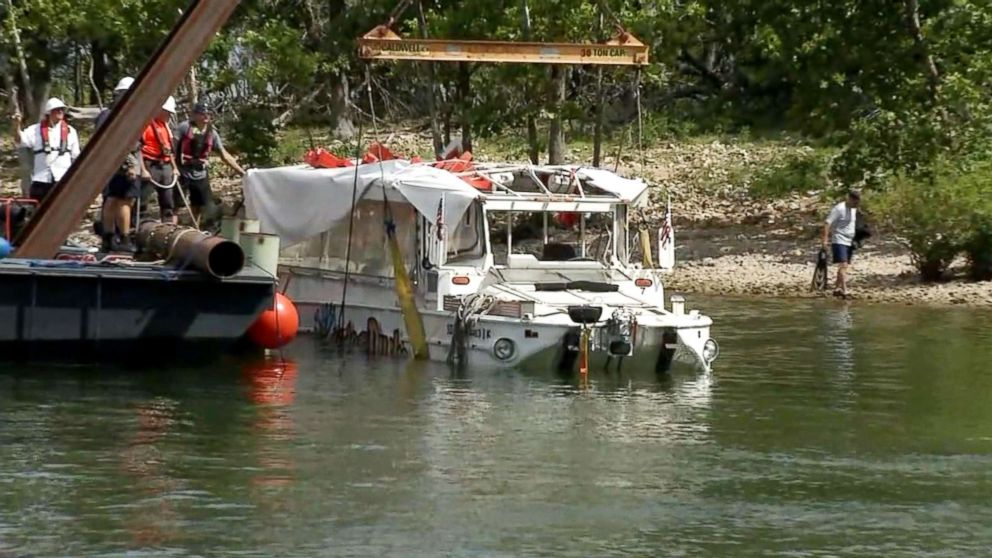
[
  {"x1": 0, "y1": 260, "x2": 275, "y2": 363},
  {"x1": 297, "y1": 300, "x2": 710, "y2": 373}
]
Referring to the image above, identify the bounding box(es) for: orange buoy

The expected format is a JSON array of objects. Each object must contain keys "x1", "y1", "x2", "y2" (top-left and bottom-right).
[{"x1": 247, "y1": 293, "x2": 300, "y2": 349}]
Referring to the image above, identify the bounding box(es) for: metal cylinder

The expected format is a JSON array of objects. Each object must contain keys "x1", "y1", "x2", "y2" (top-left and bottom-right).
[
  {"x1": 137, "y1": 221, "x2": 245, "y2": 278},
  {"x1": 240, "y1": 232, "x2": 280, "y2": 277},
  {"x1": 219, "y1": 217, "x2": 259, "y2": 244}
]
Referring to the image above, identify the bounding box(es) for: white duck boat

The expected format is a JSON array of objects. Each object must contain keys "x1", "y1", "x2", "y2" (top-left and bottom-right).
[{"x1": 241, "y1": 158, "x2": 718, "y2": 373}]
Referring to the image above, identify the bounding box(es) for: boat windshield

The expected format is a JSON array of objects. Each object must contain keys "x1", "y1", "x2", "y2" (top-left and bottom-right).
[{"x1": 490, "y1": 210, "x2": 615, "y2": 267}]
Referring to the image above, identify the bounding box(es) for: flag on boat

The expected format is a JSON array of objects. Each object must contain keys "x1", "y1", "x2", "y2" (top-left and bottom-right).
[
  {"x1": 660, "y1": 198, "x2": 673, "y2": 248},
  {"x1": 436, "y1": 193, "x2": 445, "y2": 240},
  {"x1": 658, "y1": 197, "x2": 675, "y2": 271}
]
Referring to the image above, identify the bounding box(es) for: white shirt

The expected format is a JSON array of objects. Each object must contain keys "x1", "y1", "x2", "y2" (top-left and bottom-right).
[
  {"x1": 826, "y1": 201, "x2": 857, "y2": 246},
  {"x1": 19, "y1": 121, "x2": 81, "y2": 184}
]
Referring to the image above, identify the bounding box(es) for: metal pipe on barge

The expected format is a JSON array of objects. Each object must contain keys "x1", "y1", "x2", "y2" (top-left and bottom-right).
[{"x1": 136, "y1": 221, "x2": 245, "y2": 279}]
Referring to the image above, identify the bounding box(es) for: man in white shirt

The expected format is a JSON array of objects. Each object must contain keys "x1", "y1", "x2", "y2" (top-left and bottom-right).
[
  {"x1": 16, "y1": 97, "x2": 81, "y2": 202},
  {"x1": 821, "y1": 190, "x2": 861, "y2": 298}
]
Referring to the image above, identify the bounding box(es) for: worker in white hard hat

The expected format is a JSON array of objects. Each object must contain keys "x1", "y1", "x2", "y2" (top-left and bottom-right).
[
  {"x1": 94, "y1": 76, "x2": 135, "y2": 130},
  {"x1": 15, "y1": 97, "x2": 81, "y2": 202},
  {"x1": 138, "y1": 95, "x2": 180, "y2": 224},
  {"x1": 95, "y1": 76, "x2": 141, "y2": 252}
]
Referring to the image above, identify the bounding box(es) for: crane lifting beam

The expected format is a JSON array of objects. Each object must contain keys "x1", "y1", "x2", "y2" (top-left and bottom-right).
[
  {"x1": 14, "y1": 0, "x2": 240, "y2": 259},
  {"x1": 358, "y1": 25, "x2": 649, "y2": 66}
]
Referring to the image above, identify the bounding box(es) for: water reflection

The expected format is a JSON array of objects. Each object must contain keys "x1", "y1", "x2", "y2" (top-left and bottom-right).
[
  {"x1": 822, "y1": 302, "x2": 856, "y2": 381},
  {"x1": 241, "y1": 357, "x2": 298, "y2": 490},
  {"x1": 122, "y1": 397, "x2": 181, "y2": 547}
]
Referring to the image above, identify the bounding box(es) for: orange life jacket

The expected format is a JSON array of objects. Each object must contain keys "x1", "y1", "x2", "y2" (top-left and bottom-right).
[{"x1": 141, "y1": 119, "x2": 173, "y2": 162}]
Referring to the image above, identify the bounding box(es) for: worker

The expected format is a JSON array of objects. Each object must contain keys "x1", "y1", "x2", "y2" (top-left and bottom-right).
[
  {"x1": 821, "y1": 189, "x2": 863, "y2": 298},
  {"x1": 139, "y1": 96, "x2": 180, "y2": 224},
  {"x1": 94, "y1": 76, "x2": 134, "y2": 129},
  {"x1": 96, "y1": 77, "x2": 141, "y2": 252},
  {"x1": 15, "y1": 98, "x2": 81, "y2": 202},
  {"x1": 173, "y1": 102, "x2": 244, "y2": 228}
]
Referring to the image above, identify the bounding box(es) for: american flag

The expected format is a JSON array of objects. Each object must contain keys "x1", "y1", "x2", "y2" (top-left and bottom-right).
[
  {"x1": 659, "y1": 198, "x2": 673, "y2": 248},
  {"x1": 436, "y1": 194, "x2": 445, "y2": 240}
]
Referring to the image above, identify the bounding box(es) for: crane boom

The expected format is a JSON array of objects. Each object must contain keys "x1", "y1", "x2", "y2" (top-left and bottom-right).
[{"x1": 358, "y1": 25, "x2": 648, "y2": 66}]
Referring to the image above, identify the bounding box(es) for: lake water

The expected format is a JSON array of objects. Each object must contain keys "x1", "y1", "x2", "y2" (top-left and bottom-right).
[{"x1": 2, "y1": 298, "x2": 992, "y2": 557}]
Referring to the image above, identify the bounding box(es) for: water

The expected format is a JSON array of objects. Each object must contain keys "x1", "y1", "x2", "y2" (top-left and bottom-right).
[{"x1": 2, "y1": 298, "x2": 992, "y2": 557}]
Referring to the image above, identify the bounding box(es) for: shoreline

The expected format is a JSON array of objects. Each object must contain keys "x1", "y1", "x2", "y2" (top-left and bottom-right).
[{"x1": 666, "y1": 226, "x2": 992, "y2": 307}]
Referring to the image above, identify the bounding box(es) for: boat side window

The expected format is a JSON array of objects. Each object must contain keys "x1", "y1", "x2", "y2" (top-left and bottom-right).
[
  {"x1": 278, "y1": 199, "x2": 416, "y2": 278},
  {"x1": 446, "y1": 204, "x2": 485, "y2": 263}
]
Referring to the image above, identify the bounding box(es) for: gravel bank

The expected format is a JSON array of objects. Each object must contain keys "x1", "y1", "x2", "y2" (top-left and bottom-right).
[{"x1": 669, "y1": 226, "x2": 992, "y2": 307}]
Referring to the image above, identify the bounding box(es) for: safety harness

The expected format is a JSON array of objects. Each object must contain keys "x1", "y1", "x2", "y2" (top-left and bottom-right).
[
  {"x1": 36, "y1": 120, "x2": 70, "y2": 156},
  {"x1": 180, "y1": 124, "x2": 214, "y2": 165}
]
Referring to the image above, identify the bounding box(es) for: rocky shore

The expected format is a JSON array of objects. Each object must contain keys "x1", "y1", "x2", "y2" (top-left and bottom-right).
[{"x1": 668, "y1": 226, "x2": 992, "y2": 306}]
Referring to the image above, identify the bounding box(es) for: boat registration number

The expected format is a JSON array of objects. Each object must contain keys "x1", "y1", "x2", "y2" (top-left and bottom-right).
[{"x1": 447, "y1": 324, "x2": 493, "y2": 340}]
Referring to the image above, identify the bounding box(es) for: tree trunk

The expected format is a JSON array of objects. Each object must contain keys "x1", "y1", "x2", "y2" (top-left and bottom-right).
[
  {"x1": 73, "y1": 44, "x2": 81, "y2": 106},
  {"x1": 443, "y1": 108, "x2": 451, "y2": 146},
  {"x1": 416, "y1": 0, "x2": 443, "y2": 158},
  {"x1": 90, "y1": 40, "x2": 108, "y2": 106},
  {"x1": 4, "y1": 0, "x2": 34, "y2": 118},
  {"x1": 903, "y1": 0, "x2": 941, "y2": 103},
  {"x1": 330, "y1": 73, "x2": 355, "y2": 139},
  {"x1": 548, "y1": 65, "x2": 567, "y2": 165},
  {"x1": 592, "y1": 11, "x2": 605, "y2": 167},
  {"x1": 458, "y1": 62, "x2": 472, "y2": 153},
  {"x1": 87, "y1": 52, "x2": 103, "y2": 109},
  {"x1": 188, "y1": 65, "x2": 199, "y2": 107},
  {"x1": 521, "y1": 0, "x2": 540, "y2": 164}
]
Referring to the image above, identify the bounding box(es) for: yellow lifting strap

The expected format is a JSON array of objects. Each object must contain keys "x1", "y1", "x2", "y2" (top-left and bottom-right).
[
  {"x1": 387, "y1": 227, "x2": 430, "y2": 359},
  {"x1": 639, "y1": 228, "x2": 655, "y2": 268}
]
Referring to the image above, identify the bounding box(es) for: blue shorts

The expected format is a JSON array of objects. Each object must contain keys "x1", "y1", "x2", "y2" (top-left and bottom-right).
[{"x1": 831, "y1": 243, "x2": 854, "y2": 264}]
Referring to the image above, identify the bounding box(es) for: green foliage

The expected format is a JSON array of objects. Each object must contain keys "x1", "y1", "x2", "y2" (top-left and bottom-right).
[
  {"x1": 228, "y1": 106, "x2": 278, "y2": 168},
  {"x1": 964, "y1": 219, "x2": 992, "y2": 281},
  {"x1": 876, "y1": 161, "x2": 992, "y2": 282},
  {"x1": 750, "y1": 149, "x2": 833, "y2": 199},
  {"x1": 876, "y1": 174, "x2": 966, "y2": 282}
]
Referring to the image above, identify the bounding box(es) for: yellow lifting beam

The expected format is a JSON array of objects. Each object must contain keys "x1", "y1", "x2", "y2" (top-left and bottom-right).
[{"x1": 357, "y1": 25, "x2": 649, "y2": 66}]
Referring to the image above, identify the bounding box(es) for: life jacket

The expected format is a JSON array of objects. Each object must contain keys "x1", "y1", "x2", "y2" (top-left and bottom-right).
[
  {"x1": 36, "y1": 120, "x2": 70, "y2": 156},
  {"x1": 180, "y1": 123, "x2": 214, "y2": 164},
  {"x1": 141, "y1": 120, "x2": 173, "y2": 162}
]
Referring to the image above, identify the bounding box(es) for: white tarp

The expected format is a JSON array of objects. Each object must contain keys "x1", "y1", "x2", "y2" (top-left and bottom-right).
[
  {"x1": 244, "y1": 159, "x2": 480, "y2": 246},
  {"x1": 575, "y1": 167, "x2": 649, "y2": 205}
]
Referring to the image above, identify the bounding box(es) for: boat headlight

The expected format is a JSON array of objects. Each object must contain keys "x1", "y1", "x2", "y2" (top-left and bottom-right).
[
  {"x1": 702, "y1": 338, "x2": 719, "y2": 363},
  {"x1": 493, "y1": 338, "x2": 516, "y2": 361}
]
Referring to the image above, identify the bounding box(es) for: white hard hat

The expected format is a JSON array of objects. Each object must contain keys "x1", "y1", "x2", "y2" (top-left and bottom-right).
[
  {"x1": 114, "y1": 76, "x2": 135, "y2": 91},
  {"x1": 162, "y1": 95, "x2": 177, "y2": 114},
  {"x1": 44, "y1": 97, "x2": 67, "y2": 114}
]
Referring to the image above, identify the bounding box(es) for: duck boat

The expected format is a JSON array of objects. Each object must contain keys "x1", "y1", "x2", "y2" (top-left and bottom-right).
[{"x1": 243, "y1": 158, "x2": 718, "y2": 372}]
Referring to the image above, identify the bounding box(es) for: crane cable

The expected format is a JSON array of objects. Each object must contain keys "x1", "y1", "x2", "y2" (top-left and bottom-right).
[
  {"x1": 365, "y1": 64, "x2": 429, "y2": 360},
  {"x1": 336, "y1": 115, "x2": 364, "y2": 333}
]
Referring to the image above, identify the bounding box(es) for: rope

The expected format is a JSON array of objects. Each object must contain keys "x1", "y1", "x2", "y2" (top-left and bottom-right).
[
  {"x1": 337, "y1": 116, "x2": 365, "y2": 332},
  {"x1": 635, "y1": 67, "x2": 645, "y2": 171},
  {"x1": 147, "y1": 168, "x2": 201, "y2": 230},
  {"x1": 595, "y1": 0, "x2": 627, "y2": 34},
  {"x1": 385, "y1": 0, "x2": 414, "y2": 27},
  {"x1": 365, "y1": 65, "x2": 391, "y2": 226},
  {"x1": 446, "y1": 293, "x2": 497, "y2": 366}
]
